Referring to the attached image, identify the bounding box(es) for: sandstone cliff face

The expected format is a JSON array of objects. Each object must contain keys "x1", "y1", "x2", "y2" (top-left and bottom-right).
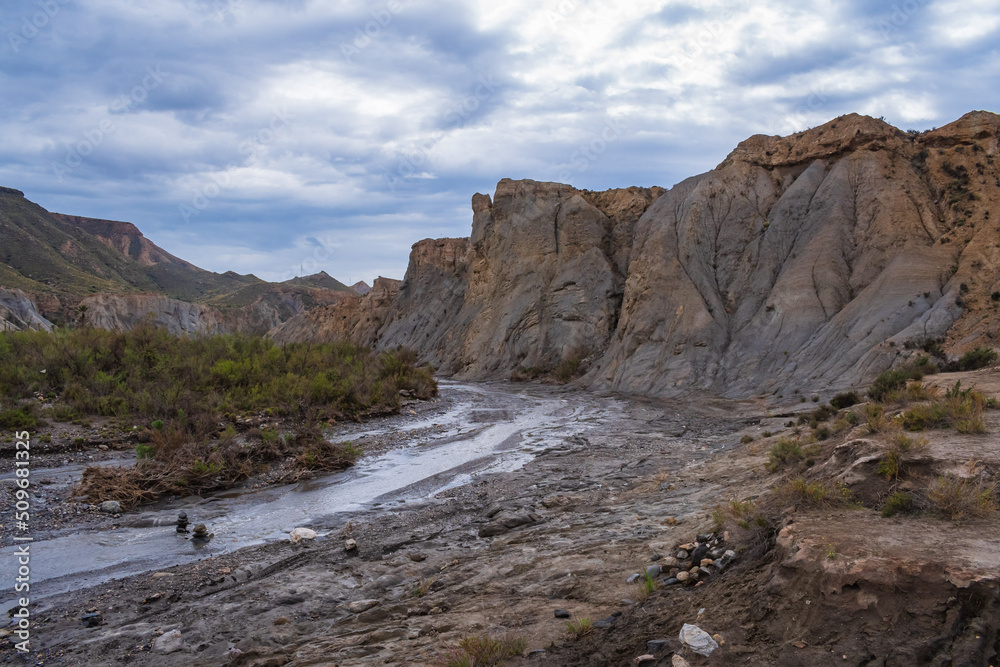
[
  {"x1": 79, "y1": 294, "x2": 228, "y2": 336},
  {"x1": 269, "y1": 277, "x2": 402, "y2": 346},
  {"x1": 273, "y1": 111, "x2": 1000, "y2": 399},
  {"x1": 0, "y1": 288, "x2": 53, "y2": 332}
]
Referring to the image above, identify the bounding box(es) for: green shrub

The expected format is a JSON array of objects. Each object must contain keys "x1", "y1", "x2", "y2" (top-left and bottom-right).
[
  {"x1": 956, "y1": 347, "x2": 998, "y2": 371},
  {"x1": 151, "y1": 419, "x2": 164, "y2": 431},
  {"x1": 877, "y1": 433, "x2": 927, "y2": 480},
  {"x1": 442, "y1": 633, "x2": 528, "y2": 667},
  {"x1": 565, "y1": 618, "x2": 594, "y2": 638},
  {"x1": 767, "y1": 437, "x2": 805, "y2": 470},
  {"x1": 881, "y1": 491, "x2": 914, "y2": 517},
  {"x1": 135, "y1": 444, "x2": 155, "y2": 460},
  {"x1": 868, "y1": 357, "x2": 937, "y2": 402},
  {"x1": 0, "y1": 408, "x2": 37, "y2": 430},
  {"x1": 902, "y1": 381, "x2": 989, "y2": 433},
  {"x1": 830, "y1": 392, "x2": 860, "y2": 410}
]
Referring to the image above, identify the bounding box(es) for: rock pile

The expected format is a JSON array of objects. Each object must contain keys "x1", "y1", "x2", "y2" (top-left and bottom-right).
[{"x1": 628, "y1": 532, "x2": 736, "y2": 588}]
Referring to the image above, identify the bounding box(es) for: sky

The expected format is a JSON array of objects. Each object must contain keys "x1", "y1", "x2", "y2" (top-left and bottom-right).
[{"x1": 2, "y1": 0, "x2": 999, "y2": 285}]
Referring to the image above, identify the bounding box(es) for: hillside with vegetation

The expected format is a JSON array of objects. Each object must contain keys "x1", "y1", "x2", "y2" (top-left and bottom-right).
[{"x1": 0, "y1": 187, "x2": 351, "y2": 329}]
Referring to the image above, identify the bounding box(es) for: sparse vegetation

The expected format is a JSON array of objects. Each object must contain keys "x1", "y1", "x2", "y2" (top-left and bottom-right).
[
  {"x1": 901, "y1": 381, "x2": 990, "y2": 433},
  {"x1": 767, "y1": 436, "x2": 805, "y2": 470},
  {"x1": 881, "y1": 491, "x2": 914, "y2": 518},
  {"x1": 441, "y1": 633, "x2": 527, "y2": 667},
  {"x1": 830, "y1": 391, "x2": 860, "y2": 410},
  {"x1": 877, "y1": 432, "x2": 928, "y2": 481},
  {"x1": 778, "y1": 478, "x2": 835, "y2": 505},
  {"x1": 740, "y1": 434, "x2": 754, "y2": 443},
  {"x1": 955, "y1": 347, "x2": 998, "y2": 371},
  {"x1": 927, "y1": 471, "x2": 998, "y2": 520},
  {"x1": 868, "y1": 357, "x2": 937, "y2": 401},
  {"x1": 565, "y1": 618, "x2": 594, "y2": 639}
]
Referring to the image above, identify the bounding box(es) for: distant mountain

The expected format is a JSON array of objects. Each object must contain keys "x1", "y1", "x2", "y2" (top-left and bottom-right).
[
  {"x1": 285, "y1": 271, "x2": 351, "y2": 292},
  {"x1": 350, "y1": 280, "x2": 372, "y2": 295},
  {"x1": 0, "y1": 187, "x2": 352, "y2": 332}
]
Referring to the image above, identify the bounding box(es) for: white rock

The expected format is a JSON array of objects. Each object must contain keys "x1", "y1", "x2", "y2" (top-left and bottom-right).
[
  {"x1": 679, "y1": 623, "x2": 718, "y2": 657},
  {"x1": 153, "y1": 629, "x2": 184, "y2": 654},
  {"x1": 345, "y1": 538, "x2": 357, "y2": 551},
  {"x1": 289, "y1": 527, "x2": 318, "y2": 543}
]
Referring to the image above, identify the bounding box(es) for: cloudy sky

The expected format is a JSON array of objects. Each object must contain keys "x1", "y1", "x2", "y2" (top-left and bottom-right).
[{"x1": 2, "y1": 0, "x2": 998, "y2": 284}]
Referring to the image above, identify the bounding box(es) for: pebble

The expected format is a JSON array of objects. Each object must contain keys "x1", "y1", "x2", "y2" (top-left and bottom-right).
[
  {"x1": 701, "y1": 558, "x2": 714, "y2": 567},
  {"x1": 406, "y1": 552, "x2": 426, "y2": 562},
  {"x1": 676, "y1": 550, "x2": 689, "y2": 560},
  {"x1": 627, "y1": 573, "x2": 642, "y2": 584},
  {"x1": 663, "y1": 577, "x2": 680, "y2": 586},
  {"x1": 554, "y1": 609, "x2": 571, "y2": 618},
  {"x1": 99, "y1": 500, "x2": 121, "y2": 514},
  {"x1": 80, "y1": 612, "x2": 102, "y2": 628},
  {"x1": 672, "y1": 655, "x2": 691, "y2": 667},
  {"x1": 645, "y1": 564, "x2": 661, "y2": 579},
  {"x1": 675, "y1": 571, "x2": 690, "y2": 582},
  {"x1": 646, "y1": 639, "x2": 669, "y2": 652},
  {"x1": 345, "y1": 538, "x2": 358, "y2": 551},
  {"x1": 634, "y1": 655, "x2": 656, "y2": 665}
]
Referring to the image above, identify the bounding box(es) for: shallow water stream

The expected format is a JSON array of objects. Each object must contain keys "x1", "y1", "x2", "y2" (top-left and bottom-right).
[{"x1": 0, "y1": 381, "x2": 616, "y2": 610}]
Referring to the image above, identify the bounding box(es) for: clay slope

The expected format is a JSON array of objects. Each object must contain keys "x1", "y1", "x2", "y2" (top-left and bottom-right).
[{"x1": 274, "y1": 111, "x2": 1000, "y2": 399}]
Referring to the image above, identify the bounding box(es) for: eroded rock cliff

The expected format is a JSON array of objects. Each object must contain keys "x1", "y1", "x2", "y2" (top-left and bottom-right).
[
  {"x1": 0, "y1": 288, "x2": 53, "y2": 332},
  {"x1": 274, "y1": 111, "x2": 1000, "y2": 398}
]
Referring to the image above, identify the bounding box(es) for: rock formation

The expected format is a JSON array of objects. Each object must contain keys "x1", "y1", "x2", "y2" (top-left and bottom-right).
[
  {"x1": 0, "y1": 287, "x2": 53, "y2": 332},
  {"x1": 273, "y1": 111, "x2": 1000, "y2": 399}
]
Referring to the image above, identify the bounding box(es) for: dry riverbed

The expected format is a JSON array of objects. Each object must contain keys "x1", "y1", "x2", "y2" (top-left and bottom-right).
[{"x1": 1, "y1": 375, "x2": 999, "y2": 666}]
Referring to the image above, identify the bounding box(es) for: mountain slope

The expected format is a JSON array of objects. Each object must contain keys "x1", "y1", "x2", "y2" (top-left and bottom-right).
[
  {"x1": 272, "y1": 111, "x2": 1000, "y2": 399},
  {"x1": 0, "y1": 188, "x2": 352, "y2": 331}
]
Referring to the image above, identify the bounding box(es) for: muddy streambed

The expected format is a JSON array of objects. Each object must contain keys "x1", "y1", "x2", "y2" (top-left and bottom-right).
[{"x1": 0, "y1": 381, "x2": 620, "y2": 612}]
